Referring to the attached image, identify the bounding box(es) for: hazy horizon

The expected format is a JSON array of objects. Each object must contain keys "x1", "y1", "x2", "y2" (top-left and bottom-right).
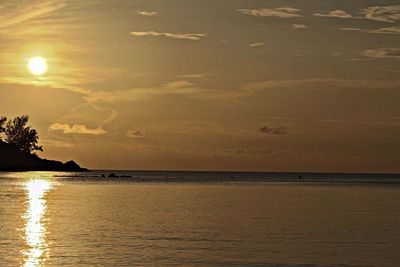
[{"x1": 1, "y1": 0, "x2": 399, "y2": 172}]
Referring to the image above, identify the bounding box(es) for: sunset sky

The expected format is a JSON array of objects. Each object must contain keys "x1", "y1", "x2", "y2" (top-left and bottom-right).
[{"x1": 0, "y1": 0, "x2": 399, "y2": 172}]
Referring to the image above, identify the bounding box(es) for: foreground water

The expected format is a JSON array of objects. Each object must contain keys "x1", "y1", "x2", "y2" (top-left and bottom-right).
[{"x1": 0, "y1": 171, "x2": 400, "y2": 266}]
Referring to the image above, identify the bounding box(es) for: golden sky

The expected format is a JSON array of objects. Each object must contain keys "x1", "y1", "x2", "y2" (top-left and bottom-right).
[{"x1": 1, "y1": 0, "x2": 399, "y2": 172}]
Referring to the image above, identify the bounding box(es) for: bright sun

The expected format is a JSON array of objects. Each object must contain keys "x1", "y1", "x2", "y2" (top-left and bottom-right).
[{"x1": 28, "y1": 57, "x2": 48, "y2": 76}]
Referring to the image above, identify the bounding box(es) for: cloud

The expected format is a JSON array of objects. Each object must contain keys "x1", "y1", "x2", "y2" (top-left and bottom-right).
[
  {"x1": 259, "y1": 126, "x2": 288, "y2": 135},
  {"x1": 363, "y1": 47, "x2": 400, "y2": 59},
  {"x1": 136, "y1": 10, "x2": 158, "y2": 16},
  {"x1": 314, "y1": 10, "x2": 353, "y2": 19},
  {"x1": 314, "y1": 6, "x2": 400, "y2": 23},
  {"x1": 41, "y1": 139, "x2": 74, "y2": 148},
  {"x1": 126, "y1": 130, "x2": 146, "y2": 138},
  {"x1": 249, "y1": 42, "x2": 265, "y2": 47},
  {"x1": 165, "y1": 80, "x2": 195, "y2": 89},
  {"x1": 341, "y1": 27, "x2": 362, "y2": 32},
  {"x1": 369, "y1": 26, "x2": 400, "y2": 34},
  {"x1": 0, "y1": 0, "x2": 66, "y2": 30},
  {"x1": 84, "y1": 80, "x2": 201, "y2": 103},
  {"x1": 85, "y1": 78, "x2": 400, "y2": 105},
  {"x1": 130, "y1": 31, "x2": 206, "y2": 41},
  {"x1": 237, "y1": 7, "x2": 302, "y2": 18},
  {"x1": 291, "y1": 24, "x2": 307, "y2": 30},
  {"x1": 49, "y1": 123, "x2": 107, "y2": 135},
  {"x1": 341, "y1": 26, "x2": 400, "y2": 35},
  {"x1": 241, "y1": 79, "x2": 400, "y2": 95},
  {"x1": 176, "y1": 73, "x2": 207, "y2": 79},
  {"x1": 360, "y1": 5, "x2": 400, "y2": 23}
]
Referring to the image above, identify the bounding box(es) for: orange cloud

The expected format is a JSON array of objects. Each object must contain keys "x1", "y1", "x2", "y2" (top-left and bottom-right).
[{"x1": 49, "y1": 123, "x2": 106, "y2": 135}]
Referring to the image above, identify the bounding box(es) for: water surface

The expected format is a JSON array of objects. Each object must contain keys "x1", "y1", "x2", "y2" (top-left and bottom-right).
[{"x1": 0, "y1": 171, "x2": 399, "y2": 266}]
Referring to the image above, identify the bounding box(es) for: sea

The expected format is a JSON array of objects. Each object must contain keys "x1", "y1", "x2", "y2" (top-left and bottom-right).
[{"x1": 0, "y1": 171, "x2": 399, "y2": 267}]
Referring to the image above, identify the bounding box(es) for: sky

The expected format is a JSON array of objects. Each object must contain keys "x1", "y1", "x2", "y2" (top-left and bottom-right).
[{"x1": 0, "y1": 0, "x2": 399, "y2": 172}]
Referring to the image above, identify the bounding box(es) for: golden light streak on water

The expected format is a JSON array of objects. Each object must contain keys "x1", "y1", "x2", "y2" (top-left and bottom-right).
[{"x1": 22, "y1": 179, "x2": 53, "y2": 267}]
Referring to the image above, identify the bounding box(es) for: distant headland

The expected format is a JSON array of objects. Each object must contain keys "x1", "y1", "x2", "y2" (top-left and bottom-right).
[{"x1": 0, "y1": 115, "x2": 88, "y2": 172}]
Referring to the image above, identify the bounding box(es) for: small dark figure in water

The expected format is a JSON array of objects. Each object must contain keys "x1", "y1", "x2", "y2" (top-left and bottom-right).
[
  {"x1": 299, "y1": 175, "x2": 303, "y2": 180},
  {"x1": 108, "y1": 173, "x2": 118, "y2": 178}
]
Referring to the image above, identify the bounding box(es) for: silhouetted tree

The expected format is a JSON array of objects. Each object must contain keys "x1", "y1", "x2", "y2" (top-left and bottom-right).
[
  {"x1": 0, "y1": 116, "x2": 6, "y2": 140},
  {"x1": 4, "y1": 115, "x2": 43, "y2": 153}
]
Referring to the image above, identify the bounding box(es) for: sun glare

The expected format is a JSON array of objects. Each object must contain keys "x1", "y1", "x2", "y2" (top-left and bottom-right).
[
  {"x1": 23, "y1": 179, "x2": 53, "y2": 266},
  {"x1": 28, "y1": 57, "x2": 48, "y2": 76}
]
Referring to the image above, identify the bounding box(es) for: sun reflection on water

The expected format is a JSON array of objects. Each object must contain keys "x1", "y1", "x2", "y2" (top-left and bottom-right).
[{"x1": 23, "y1": 179, "x2": 53, "y2": 267}]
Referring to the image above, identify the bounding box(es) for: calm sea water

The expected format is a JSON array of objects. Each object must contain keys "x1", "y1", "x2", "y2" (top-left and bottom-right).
[{"x1": 1, "y1": 171, "x2": 400, "y2": 267}]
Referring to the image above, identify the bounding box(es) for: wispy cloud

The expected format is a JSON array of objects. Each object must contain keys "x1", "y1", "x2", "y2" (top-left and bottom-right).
[
  {"x1": 130, "y1": 31, "x2": 206, "y2": 41},
  {"x1": 84, "y1": 80, "x2": 201, "y2": 103},
  {"x1": 314, "y1": 10, "x2": 353, "y2": 19},
  {"x1": 84, "y1": 78, "x2": 400, "y2": 106},
  {"x1": 41, "y1": 139, "x2": 74, "y2": 148},
  {"x1": 249, "y1": 42, "x2": 265, "y2": 47},
  {"x1": 291, "y1": 24, "x2": 307, "y2": 30},
  {"x1": 237, "y1": 7, "x2": 302, "y2": 18},
  {"x1": 49, "y1": 123, "x2": 107, "y2": 135},
  {"x1": 342, "y1": 26, "x2": 400, "y2": 35},
  {"x1": 363, "y1": 47, "x2": 400, "y2": 59},
  {"x1": 361, "y1": 5, "x2": 400, "y2": 23},
  {"x1": 165, "y1": 80, "x2": 195, "y2": 89},
  {"x1": 0, "y1": 0, "x2": 66, "y2": 30},
  {"x1": 126, "y1": 130, "x2": 146, "y2": 138},
  {"x1": 259, "y1": 126, "x2": 288, "y2": 135},
  {"x1": 314, "y1": 5, "x2": 400, "y2": 23},
  {"x1": 136, "y1": 10, "x2": 158, "y2": 16},
  {"x1": 341, "y1": 28, "x2": 363, "y2": 32},
  {"x1": 176, "y1": 73, "x2": 207, "y2": 79},
  {"x1": 241, "y1": 79, "x2": 400, "y2": 94}
]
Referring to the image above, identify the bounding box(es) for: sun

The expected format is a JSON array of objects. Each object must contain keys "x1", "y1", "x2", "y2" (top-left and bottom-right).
[{"x1": 28, "y1": 57, "x2": 48, "y2": 76}]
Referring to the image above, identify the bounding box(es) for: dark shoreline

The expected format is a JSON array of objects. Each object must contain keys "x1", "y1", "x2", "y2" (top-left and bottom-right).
[{"x1": 0, "y1": 140, "x2": 88, "y2": 172}]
